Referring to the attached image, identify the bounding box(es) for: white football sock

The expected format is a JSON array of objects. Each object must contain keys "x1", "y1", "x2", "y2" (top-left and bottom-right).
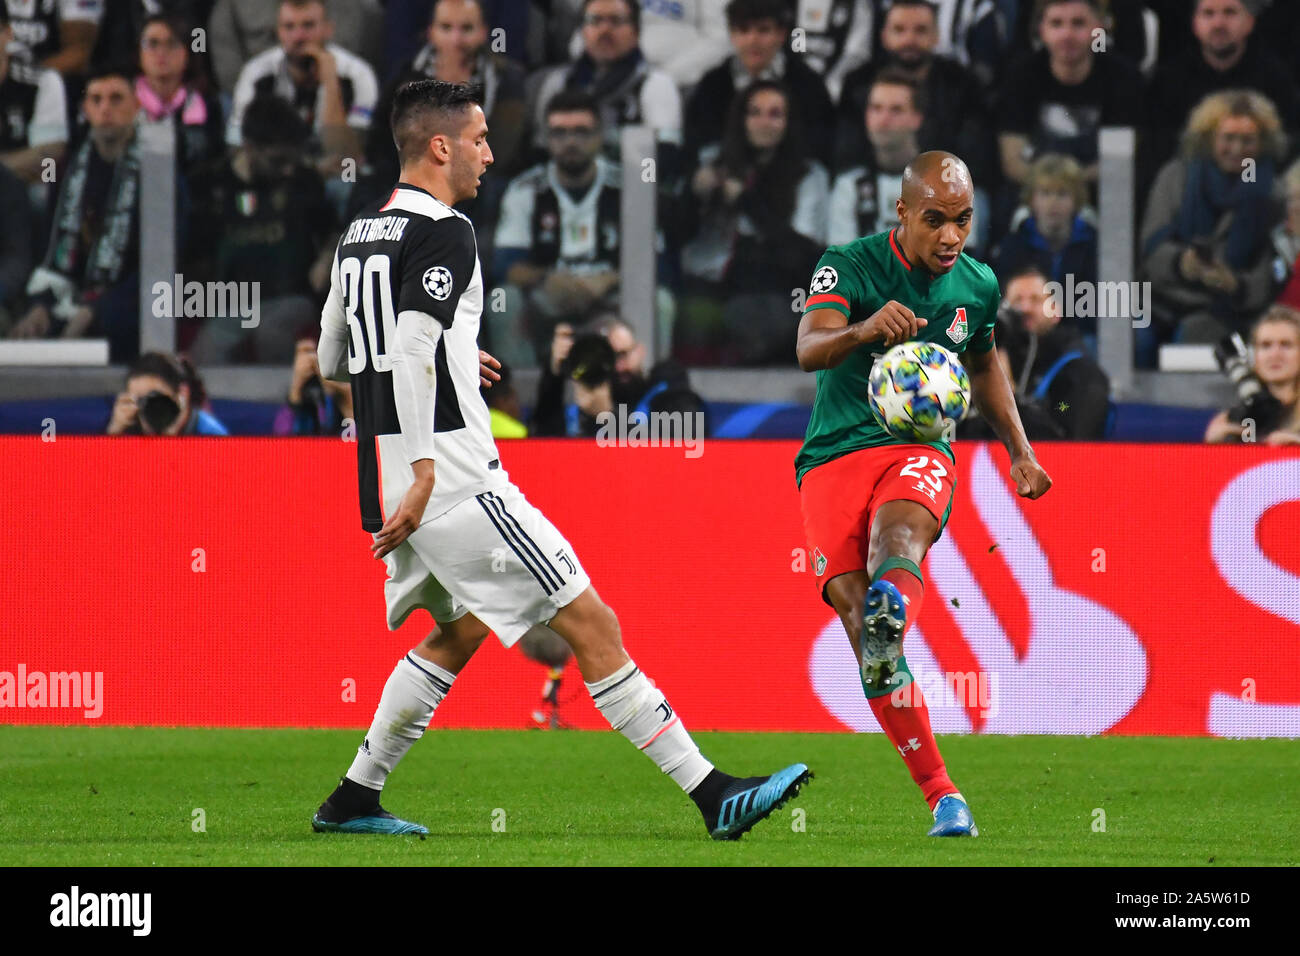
[
  {"x1": 346, "y1": 653, "x2": 455, "y2": 791},
  {"x1": 586, "y1": 660, "x2": 713, "y2": 792}
]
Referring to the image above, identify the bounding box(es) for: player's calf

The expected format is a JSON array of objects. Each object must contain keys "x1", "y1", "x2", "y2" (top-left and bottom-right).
[
  {"x1": 313, "y1": 614, "x2": 489, "y2": 834},
  {"x1": 550, "y1": 587, "x2": 811, "y2": 840}
]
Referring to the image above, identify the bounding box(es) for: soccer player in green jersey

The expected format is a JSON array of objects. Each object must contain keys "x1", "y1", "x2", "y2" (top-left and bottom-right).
[{"x1": 794, "y1": 151, "x2": 1053, "y2": 836}]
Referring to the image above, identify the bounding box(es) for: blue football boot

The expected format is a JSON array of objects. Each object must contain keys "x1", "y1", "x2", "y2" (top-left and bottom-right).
[
  {"x1": 709, "y1": 763, "x2": 813, "y2": 841},
  {"x1": 861, "y1": 579, "x2": 906, "y2": 691},
  {"x1": 928, "y1": 793, "x2": 979, "y2": 837}
]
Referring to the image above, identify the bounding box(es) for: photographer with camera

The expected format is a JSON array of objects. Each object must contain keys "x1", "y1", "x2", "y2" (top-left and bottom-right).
[
  {"x1": 107, "y1": 352, "x2": 228, "y2": 436},
  {"x1": 962, "y1": 266, "x2": 1110, "y2": 440},
  {"x1": 274, "y1": 335, "x2": 353, "y2": 436},
  {"x1": 1205, "y1": 304, "x2": 1300, "y2": 445}
]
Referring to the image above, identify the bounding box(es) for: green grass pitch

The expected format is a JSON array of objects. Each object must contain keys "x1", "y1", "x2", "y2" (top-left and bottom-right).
[{"x1": 2, "y1": 728, "x2": 1296, "y2": 866}]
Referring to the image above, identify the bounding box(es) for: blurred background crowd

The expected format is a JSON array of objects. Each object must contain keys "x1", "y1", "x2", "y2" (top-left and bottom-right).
[{"x1": 0, "y1": 0, "x2": 1298, "y2": 446}]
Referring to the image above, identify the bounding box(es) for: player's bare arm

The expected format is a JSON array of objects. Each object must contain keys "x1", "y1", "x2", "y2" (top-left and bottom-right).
[
  {"x1": 796, "y1": 303, "x2": 928, "y2": 371},
  {"x1": 965, "y1": 345, "x2": 1052, "y2": 499},
  {"x1": 372, "y1": 458, "x2": 434, "y2": 559}
]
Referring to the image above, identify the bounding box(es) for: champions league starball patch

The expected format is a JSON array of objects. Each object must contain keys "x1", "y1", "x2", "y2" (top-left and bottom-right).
[
  {"x1": 810, "y1": 266, "x2": 838, "y2": 294},
  {"x1": 423, "y1": 266, "x2": 453, "y2": 301}
]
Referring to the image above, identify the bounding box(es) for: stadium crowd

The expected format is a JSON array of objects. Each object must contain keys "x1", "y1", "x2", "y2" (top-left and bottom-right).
[{"x1": 1, "y1": 0, "x2": 1299, "y2": 443}]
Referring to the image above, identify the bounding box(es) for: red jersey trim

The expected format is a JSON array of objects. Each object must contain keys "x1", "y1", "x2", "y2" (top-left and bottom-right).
[
  {"x1": 888, "y1": 229, "x2": 912, "y2": 271},
  {"x1": 807, "y1": 293, "x2": 850, "y2": 310}
]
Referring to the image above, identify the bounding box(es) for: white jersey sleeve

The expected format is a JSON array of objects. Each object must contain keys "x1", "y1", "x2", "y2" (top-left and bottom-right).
[
  {"x1": 391, "y1": 215, "x2": 479, "y2": 465},
  {"x1": 318, "y1": 246, "x2": 350, "y2": 381},
  {"x1": 31, "y1": 68, "x2": 68, "y2": 146}
]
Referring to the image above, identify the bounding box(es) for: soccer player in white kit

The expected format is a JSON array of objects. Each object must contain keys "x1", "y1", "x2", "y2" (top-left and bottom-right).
[{"x1": 310, "y1": 80, "x2": 810, "y2": 840}]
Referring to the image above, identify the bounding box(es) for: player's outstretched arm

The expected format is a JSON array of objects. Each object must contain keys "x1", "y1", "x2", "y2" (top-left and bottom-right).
[
  {"x1": 965, "y1": 345, "x2": 1052, "y2": 499},
  {"x1": 796, "y1": 302, "x2": 927, "y2": 371}
]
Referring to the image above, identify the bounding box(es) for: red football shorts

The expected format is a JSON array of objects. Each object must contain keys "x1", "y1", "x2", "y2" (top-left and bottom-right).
[{"x1": 799, "y1": 444, "x2": 957, "y2": 603}]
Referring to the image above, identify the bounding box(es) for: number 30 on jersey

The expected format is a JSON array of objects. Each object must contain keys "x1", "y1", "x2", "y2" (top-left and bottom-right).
[{"x1": 341, "y1": 254, "x2": 397, "y2": 374}]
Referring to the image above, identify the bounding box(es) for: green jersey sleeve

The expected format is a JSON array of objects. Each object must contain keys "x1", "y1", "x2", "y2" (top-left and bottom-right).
[
  {"x1": 966, "y1": 270, "x2": 1001, "y2": 353},
  {"x1": 803, "y1": 247, "x2": 875, "y2": 321}
]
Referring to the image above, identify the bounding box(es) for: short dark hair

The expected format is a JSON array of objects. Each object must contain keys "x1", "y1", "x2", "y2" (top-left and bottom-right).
[
  {"x1": 583, "y1": 0, "x2": 640, "y2": 31},
  {"x1": 1033, "y1": 0, "x2": 1103, "y2": 22},
  {"x1": 544, "y1": 89, "x2": 602, "y2": 124},
  {"x1": 140, "y1": 12, "x2": 190, "y2": 44},
  {"x1": 84, "y1": 62, "x2": 138, "y2": 90},
  {"x1": 1006, "y1": 264, "x2": 1050, "y2": 287},
  {"x1": 391, "y1": 79, "x2": 482, "y2": 167},
  {"x1": 725, "y1": 0, "x2": 793, "y2": 31},
  {"x1": 564, "y1": 333, "x2": 615, "y2": 388},
  {"x1": 869, "y1": 68, "x2": 928, "y2": 115},
  {"x1": 242, "y1": 94, "x2": 309, "y2": 148},
  {"x1": 885, "y1": 0, "x2": 939, "y2": 22},
  {"x1": 127, "y1": 351, "x2": 207, "y2": 405}
]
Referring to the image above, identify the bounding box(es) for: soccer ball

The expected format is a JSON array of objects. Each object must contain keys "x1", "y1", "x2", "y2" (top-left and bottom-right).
[{"x1": 868, "y1": 342, "x2": 972, "y2": 442}]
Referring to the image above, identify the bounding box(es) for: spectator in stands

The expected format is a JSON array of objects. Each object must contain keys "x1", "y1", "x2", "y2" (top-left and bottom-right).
[
  {"x1": 493, "y1": 91, "x2": 627, "y2": 367},
  {"x1": 992, "y1": 264, "x2": 1111, "y2": 438},
  {"x1": 387, "y1": 0, "x2": 530, "y2": 76},
  {"x1": 835, "y1": 0, "x2": 994, "y2": 183},
  {"x1": 0, "y1": 7, "x2": 67, "y2": 185},
  {"x1": 529, "y1": 0, "x2": 682, "y2": 155},
  {"x1": 679, "y1": 79, "x2": 828, "y2": 365},
  {"x1": 1009, "y1": 0, "x2": 1159, "y2": 77},
  {"x1": 1140, "y1": 89, "x2": 1284, "y2": 351},
  {"x1": 367, "y1": 0, "x2": 527, "y2": 187},
  {"x1": 791, "y1": 0, "x2": 873, "y2": 104},
  {"x1": 1204, "y1": 304, "x2": 1300, "y2": 444},
  {"x1": 533, "y1": 315, "x2": 703, "y2": 436},
  {"x1": 684, "y1": 0, "x2": 835, "y2": 168},
  {"x1": 992, "y1": 153, "x2": 1099, "y2": 342},
  {"x1": 225, "y1": 0, "x2": 378, "y2": 181},
  {"x1": 3, "y1": 0, "x2": 101, "y2": 77},
  {"x1": 106, "y1": 350, "x2": 228, "y2": 436},
  {"x1": 0, "y1": 164, "x2": 33, "y2": 331},
  {"x1": 187, "y1": 94, "x2": 336, "y2": 364},
  {"x1": 829, "y1": 68, "x2": 990, "y2": 251},
  {"x1": 273, "y1": 335, "x2": 353, "y2": 435},
  {"x1": 635, "y1": 0, "x2": 729, "y2": 89},
  {"x1": 136, "y1": 13, "x2": 224, "y2": 172},
  {"x1": 996, "y1": 0, "x2": 1142, "y2": 186},
  {"x1": 90, "y1": 1, "x2": 216, "y2": 83},
  {"x1": 829, "y1": 70, "x2": 924, "y2": 246},
  {"x1": 209, "y1": 0, "x2": 382, "y2": 94},
  {"x1": 8, "y1": 64, "x2": 144, "y2": 362},
  {"x1": 1146, "y1": 0, "x2": 1299, "y2": 177},
  {"x1": 1270, "y1": 158, "x2": 1300, "y2": 311}
]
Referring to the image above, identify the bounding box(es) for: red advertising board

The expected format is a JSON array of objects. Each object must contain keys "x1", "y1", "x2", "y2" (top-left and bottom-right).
[{"x1": 2, "y1": 438, "x2": 1298, "y2": 736}]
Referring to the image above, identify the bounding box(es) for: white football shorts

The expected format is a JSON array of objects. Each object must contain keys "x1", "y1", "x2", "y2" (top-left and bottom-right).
[{"x1": 379, "y1": 482, "x2": 590, "y2": 646}]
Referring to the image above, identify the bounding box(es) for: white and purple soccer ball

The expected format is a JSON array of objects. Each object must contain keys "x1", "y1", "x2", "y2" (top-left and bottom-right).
[{"x1": 868, "y1": 341, "x2": 972, "y2": 442}]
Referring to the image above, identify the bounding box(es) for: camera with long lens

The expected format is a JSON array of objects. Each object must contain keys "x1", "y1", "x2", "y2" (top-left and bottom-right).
[
  {"x1": 1215, "y1": 333, "x2": 1282, "y2": 431},
  {"x1": 138, "y1": 390, "x2": 182, "y2": 434}
]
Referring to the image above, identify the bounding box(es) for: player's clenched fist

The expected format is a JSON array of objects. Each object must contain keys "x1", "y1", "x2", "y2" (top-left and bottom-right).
[
  {"x1": 859, "y1": 300, "x2": 928, "y2": 347},
  {"x1": 1011, "y1": 456, "x2": 1052, "y2": 499}
]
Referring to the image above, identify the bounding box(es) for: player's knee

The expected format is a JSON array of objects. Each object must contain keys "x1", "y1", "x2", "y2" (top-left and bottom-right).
[
  {"x1": 870, "y1": 521, "x2": 922, "y2": 562},
  {"x1": 426, "y1": 616, "x2": 490, "y2": 656}
]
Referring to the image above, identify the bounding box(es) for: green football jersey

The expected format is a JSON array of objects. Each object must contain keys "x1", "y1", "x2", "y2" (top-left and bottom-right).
[{"x1": 795, "y1": 228, "x2": 1001, "y2": 484}]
